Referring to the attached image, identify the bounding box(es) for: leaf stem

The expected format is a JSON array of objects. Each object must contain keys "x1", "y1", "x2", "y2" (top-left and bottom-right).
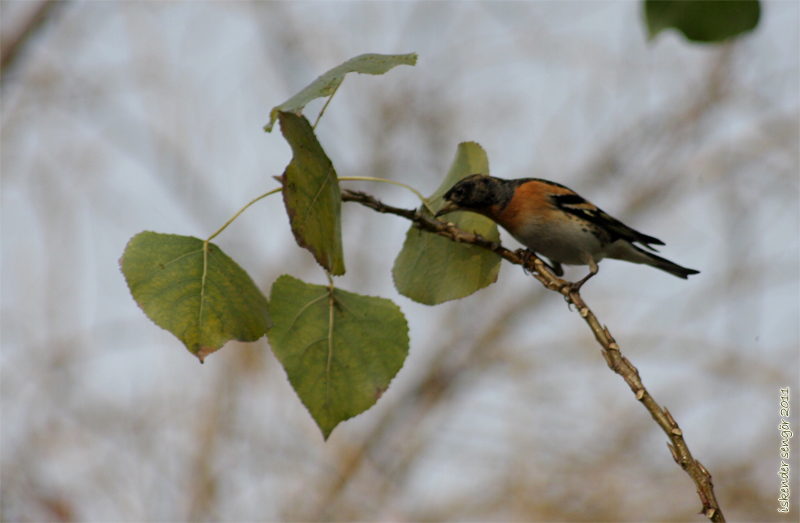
[
  {"x1": 206, "y1": 187, "x2": 282, "y2": 242},
  {"x1": 313, "y1": 85, "x2": 340, "y2": 130},
  {"x1": 338, "y1": 176, "x2": 435, "y2": 215}
]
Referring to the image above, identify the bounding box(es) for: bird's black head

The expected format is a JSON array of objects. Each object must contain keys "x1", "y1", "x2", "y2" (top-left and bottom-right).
[{"x1": 436, "y1": 174, "x2": 508, "y2": 217}]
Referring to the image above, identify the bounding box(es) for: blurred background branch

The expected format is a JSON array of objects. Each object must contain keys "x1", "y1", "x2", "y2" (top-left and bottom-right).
[{"x1": 1, "y1": 0, "x2": 63, "y2": 84}]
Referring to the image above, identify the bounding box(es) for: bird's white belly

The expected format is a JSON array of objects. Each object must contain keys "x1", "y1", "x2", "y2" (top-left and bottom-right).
[{"x1": 509, "y1": 216, "x2": 606, "y2": 266}]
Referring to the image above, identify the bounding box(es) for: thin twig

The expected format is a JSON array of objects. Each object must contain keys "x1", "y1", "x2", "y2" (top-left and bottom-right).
[
  {"x1": 206, "y1": 187, "x2": 281, "y2": 242},
  {"x1": 341, "y1": 188, "x2": 725, "y2": 523},
  {"x1": 338, "y1": 176, "x2": 436, "y2": 215}
]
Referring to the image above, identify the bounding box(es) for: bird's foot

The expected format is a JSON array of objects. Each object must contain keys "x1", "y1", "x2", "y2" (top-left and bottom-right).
[
  {"x1": 516, "y1": 250, "x2": 565, "y2": 278},
  {"x1": 560, "y1": 268, "x2": 596, "y2": 295}
]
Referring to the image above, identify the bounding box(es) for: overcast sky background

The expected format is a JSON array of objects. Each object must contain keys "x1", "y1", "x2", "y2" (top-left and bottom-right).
[{"x1": 2, "y1": 1, "x2": 798, "y2": 521}]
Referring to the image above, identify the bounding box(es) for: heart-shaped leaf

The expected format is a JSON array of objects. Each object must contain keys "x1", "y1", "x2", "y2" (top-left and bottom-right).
[
  {"x1": 267, "y1": 275, "x2": 409, "y2": 439},
  {"x1": 121, "y1": 232, "x2": 271, "y2": 362},
  {"x1": 393, "y1": 142, "x2": 501, "y2": 305}
]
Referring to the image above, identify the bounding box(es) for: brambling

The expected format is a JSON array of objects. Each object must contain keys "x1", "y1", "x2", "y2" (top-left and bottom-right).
[{"x1": 435, "y1": 174, "x2": 699, "y2": 289}]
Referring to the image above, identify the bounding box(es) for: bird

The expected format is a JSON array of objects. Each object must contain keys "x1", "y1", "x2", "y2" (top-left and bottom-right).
[{"x1": 435, "y1": 174, "x2": 699, "y2": 289}]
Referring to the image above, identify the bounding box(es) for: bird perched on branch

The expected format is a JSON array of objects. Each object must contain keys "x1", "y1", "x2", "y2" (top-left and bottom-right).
[{"x1": 435, "y1": 174, "x2": 699, "y2": 289}]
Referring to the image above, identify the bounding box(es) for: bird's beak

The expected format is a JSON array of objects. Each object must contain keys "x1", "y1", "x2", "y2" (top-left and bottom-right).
[{"x1": 434, "y1": 200, "x2": 460, "y2": 218}]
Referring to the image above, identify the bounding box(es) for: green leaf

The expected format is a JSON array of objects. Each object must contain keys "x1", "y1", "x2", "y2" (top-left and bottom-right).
[
  {"x1": 267, "y1": 275, "x2": 409, "y2": 439},
  {"x1": 264, "y1": 52, "x2": 417, "y2": 132},
  {"x1": 392, "y1": 142, "x2": 501, "y2": 305},
  {"x1": 120, "y1": 232, "x2": 271, "y2": 362},
  {"x1": 279, "y1": 112, "x2": 346, "y2": 276},
  {"x1": 645, "y1": 0, "x2": 760, "y2": 43}
]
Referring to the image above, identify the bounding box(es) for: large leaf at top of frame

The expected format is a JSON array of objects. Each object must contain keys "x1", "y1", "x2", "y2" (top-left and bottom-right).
[
  {"x1": 392, "y1": 142, "x2": 501, "y2": 305},
  {"x1": 267, "y1": 275, "x2": 409, "y2": 439},
  {"x1": 120, "y1": 231, "x2": 271, "y2": 362},
  {"x1": 645, "y1": 0, "x2": 760, "y2": 43},
  {"x1": 264, "y1": 53, "x2": 417, "y2": 132},
  {"x1": 278, "y1": 112, "x2": 345, "y2": 276}
]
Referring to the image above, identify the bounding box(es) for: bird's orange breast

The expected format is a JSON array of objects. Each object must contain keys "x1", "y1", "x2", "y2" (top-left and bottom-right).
[{"x1": 494, "y1": 181, "x2": 555, "y2": 236}]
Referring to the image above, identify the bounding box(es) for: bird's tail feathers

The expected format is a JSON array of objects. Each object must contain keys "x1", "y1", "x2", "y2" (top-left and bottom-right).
[{"x1": 609, "y1": 242, "x2": 699, "y2": 279}]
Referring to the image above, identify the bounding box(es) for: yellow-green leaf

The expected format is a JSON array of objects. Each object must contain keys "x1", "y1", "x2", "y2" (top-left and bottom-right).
[
  {"x1": 392, "y1": 142, "x2": 501, "y2": 305},
  {"x1": 268, "y1": 275, "x2": 409, "y2": 439},
  {"x1": 279, "y1": 112, "x2": 345, "y2": 276},
  {"x1": 120, "y1": 232, "x2": 271, "y2": 362},
  {"x1": 264, "y1": 52, "x2": 418, "y2": 132}
]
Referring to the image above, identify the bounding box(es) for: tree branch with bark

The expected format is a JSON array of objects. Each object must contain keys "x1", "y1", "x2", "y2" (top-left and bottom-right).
[{"x1": 341, "y1": 187, "x2": 725, "y2": 523}]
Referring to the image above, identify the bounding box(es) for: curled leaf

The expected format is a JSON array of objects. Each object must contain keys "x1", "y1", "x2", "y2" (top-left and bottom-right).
[
  {"x1": 278, "y1": 112, "x2": 345, "y2": 276},
  {"x1": 264, "y1": 53, "x2": 417, "y2": 132}
]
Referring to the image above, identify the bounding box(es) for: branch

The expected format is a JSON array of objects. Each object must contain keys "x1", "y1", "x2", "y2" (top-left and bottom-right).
[
  {"x1": 341, "y1": 188, "x2": 725, "y2": 522},
  {"x1": 1, "y1": 0, "x2": 63, "y2": 84}
]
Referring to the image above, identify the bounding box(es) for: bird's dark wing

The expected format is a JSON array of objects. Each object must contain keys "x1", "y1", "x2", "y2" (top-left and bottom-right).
[{"x1": 551, "y1": 193, "x2": 665, "y2": 250}]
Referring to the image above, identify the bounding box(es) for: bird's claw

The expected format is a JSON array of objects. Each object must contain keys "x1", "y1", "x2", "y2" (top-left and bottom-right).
[{"x1": 516, "y1": 249, "x2": 534, "y2": 275}]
